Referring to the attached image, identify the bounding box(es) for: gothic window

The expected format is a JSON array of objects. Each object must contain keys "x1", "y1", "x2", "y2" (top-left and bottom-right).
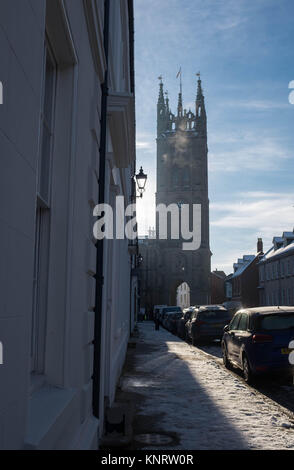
[
  {"x1": 172, "y1": 166, "x2": 180, "y2": 186},
  {"x1": 183, "y1": 167, "x2": 190, "y2": 187}
]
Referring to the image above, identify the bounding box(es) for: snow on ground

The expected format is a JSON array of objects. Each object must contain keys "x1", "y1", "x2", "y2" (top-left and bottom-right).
[{"x1": 121, "y1": 322, "x2": 294, "y2": 450}]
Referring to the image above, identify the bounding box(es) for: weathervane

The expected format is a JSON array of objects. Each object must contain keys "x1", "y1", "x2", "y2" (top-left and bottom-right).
[
  {"x1": 196, "y1": 71, "x2": 201, "y2": 79},
  {"x1": 158, "y1": 75, "x2": 163, "y2": 83}
]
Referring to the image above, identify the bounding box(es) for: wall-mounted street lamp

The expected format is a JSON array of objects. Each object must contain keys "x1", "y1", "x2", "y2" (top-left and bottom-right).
[{"x1": 135, "y1": 166, "x2": 147, "y2": 198}]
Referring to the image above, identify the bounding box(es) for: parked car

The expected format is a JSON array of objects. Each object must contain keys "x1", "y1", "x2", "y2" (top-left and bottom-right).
[
  {"x1": 160, "y1": 306, "x2": 182, "y2": 329},
  {"x1": 167, "y1": 311, "x2": 183, "y2": 334},
  {"x1": 177, "y1": 307, "x2": 196, "y2": 339},
  {"x1": 186, "y1": 305, "x2": 230, "y2": 345},
  {"x1": 221, "y1": 307, "x2": 294, "y2": 384}
]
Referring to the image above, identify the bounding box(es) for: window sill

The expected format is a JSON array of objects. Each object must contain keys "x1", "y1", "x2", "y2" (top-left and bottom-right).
[{"x1": 25, "y1": 385, "x2": 77, "y2": 449}]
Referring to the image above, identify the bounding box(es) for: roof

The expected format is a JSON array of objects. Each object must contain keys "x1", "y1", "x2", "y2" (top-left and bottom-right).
[
  {"x1": 232, "y1": 255, "x2": 256, "y2": 278},
  {"x1": 211, "y1": 270, "x2": 226, "y2": 279},
  {"x1": 237, "y1": 306, "x2": 294, "y2": 315},
  {"x1": 260, "y1": 240, "x2": 294, "y2": 262}
]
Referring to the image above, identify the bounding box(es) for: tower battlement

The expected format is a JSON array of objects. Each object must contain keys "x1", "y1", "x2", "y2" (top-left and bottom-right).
[{"x1": 157, "y1": 76, "x2": 206, "y2": 136}]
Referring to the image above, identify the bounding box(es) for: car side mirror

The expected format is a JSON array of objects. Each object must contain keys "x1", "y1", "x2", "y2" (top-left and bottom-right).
[{"x1": 223, "y1": 325, "x2": 229, "y2": 332}]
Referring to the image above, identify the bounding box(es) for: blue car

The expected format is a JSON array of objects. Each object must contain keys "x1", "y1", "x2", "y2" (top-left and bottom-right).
[{"x1": 222, "y1": 307, "x2": 294, "y2": 384}]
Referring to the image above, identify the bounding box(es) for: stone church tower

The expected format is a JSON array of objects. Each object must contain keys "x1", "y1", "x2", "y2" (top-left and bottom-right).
[{"x1": 139, "y1": 76, "x2": 211, "y2": 309}]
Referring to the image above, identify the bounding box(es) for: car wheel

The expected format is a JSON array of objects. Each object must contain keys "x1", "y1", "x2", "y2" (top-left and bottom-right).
[
  {"x1": 242, "y1": 354, "x2": 254, "y2": 384},
  {"x1": 222, "y1": 343, "x2": 231, "y2": 370}
]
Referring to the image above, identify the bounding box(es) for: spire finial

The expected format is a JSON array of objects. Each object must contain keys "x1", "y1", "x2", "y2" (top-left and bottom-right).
[
  {"x1": 176, "y1": 67, "x2": 183, "y2": 116},
  {"x1": 157, "y1": 75, "x2": 165, "y2": 105}
]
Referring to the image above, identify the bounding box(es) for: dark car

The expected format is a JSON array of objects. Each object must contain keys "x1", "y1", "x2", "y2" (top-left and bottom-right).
[
  {"x1": 221, "y1": 307, "x2": 294, "y2": 384},
  {"x1": 177, "y1": 307, "x2": 196, "y2": 339},
  {"x1": 160, "y1": 306, "x2": 182, "y2": 328},
  {"x1": 167, "y1": 311, "x2": 183, "y2": 334},
  {"x1": 186, "y1": 305, "x2": 231, "y2": 345}
]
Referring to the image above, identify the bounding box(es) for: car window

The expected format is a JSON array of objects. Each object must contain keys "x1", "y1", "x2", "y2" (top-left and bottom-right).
[
  {"x1": 198, "y1": 309, "x2": 229, "y2": 320},
  {"x1": 229, "y1": 313, "x2": 241, "y2": 331},
  {"x1": 237, "y1": 313, "x2": 248, "y2": 331},
  {"x1": 259, "y1": 313, "x2": 294, "y2": 330}
]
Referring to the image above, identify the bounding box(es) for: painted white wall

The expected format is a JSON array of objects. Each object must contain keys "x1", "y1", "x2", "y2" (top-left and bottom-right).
[{"x1": 0, "y1": 0, "x2": 136, "y2": 450}]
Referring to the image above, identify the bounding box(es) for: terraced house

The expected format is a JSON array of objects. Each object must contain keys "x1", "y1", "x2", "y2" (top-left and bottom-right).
[
  {"x1": 0, "y1": 0, "x2": 137, "y2": 449},
  {"x1": 258, "y1": 231, "x2": 294, "y2": 306}
]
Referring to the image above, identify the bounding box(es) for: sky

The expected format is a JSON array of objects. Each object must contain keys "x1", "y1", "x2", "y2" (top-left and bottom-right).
[{"x1": 134, "y1": 0, "x2": 294, "y2": 274}]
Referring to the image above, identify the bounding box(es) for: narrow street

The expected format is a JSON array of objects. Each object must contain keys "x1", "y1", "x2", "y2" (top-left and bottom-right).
[{"x1": 117, "y1": 322, "x2": 294, "y2": 450}]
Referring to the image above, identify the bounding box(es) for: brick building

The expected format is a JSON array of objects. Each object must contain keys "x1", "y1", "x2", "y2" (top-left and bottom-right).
[{"x1": 231, "y1": 239, "x2": 263, "y2": 308}]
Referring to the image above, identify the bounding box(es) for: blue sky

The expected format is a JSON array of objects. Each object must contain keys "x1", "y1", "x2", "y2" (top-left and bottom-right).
[{"x1": 134, "y1": 0, "x2": 294, "y2": 273}]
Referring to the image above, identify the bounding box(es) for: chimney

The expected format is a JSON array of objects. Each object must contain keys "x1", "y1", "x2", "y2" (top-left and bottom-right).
[{"x1": 257, "y1": 237, "x2": 263, "y2": 253}]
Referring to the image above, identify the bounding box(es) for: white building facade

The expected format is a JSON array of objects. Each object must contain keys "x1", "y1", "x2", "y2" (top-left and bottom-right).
[
  {"x1": 258, "y1": 231, "x2": 294, "y2": 306},
  {"x1": 0, "y1": 0, "x2": 137, "y2": 449}
]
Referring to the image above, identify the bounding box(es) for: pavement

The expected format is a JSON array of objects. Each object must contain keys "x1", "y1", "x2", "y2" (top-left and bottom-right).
[{"x1": 111, "y1": 321, "x2": 294, "y2": 450}]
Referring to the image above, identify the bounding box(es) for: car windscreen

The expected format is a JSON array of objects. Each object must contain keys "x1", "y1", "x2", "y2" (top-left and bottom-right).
[
  {"x1": 198, "y1": 310, "x2": 230, "y2": 320},
  {"x1": 258, "y1": 313, "x2": 294, "y2": 330},
  {"x1": 162, "y1": 307, "x2": 182, "y2": 314}
]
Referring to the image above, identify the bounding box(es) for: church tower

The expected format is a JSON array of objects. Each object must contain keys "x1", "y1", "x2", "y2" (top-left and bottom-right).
[{"x1": 153, "y1": 75, "x2": 211, "y2": 305}]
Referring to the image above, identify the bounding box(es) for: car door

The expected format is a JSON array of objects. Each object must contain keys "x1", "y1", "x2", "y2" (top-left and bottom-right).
[
  {"x1": 233, "y1": 313, "x2": 250, "y2": 367},
  {"x1": 226, "y1": 312, "x2": 242, "y2": 361}
]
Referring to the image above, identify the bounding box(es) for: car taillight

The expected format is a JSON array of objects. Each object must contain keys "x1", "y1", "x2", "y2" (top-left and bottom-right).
[{"x1": 252, "y1": 334, "x2": 273, "y2": 344}]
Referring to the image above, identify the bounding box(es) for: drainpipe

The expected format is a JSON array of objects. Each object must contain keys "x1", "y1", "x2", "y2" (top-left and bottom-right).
[
  {"x1": 128, "y1": 0, "x2": 135, "y2": 336},
  {"x1": 93, "y1": 0, "x2": 110, "y2": 419}
]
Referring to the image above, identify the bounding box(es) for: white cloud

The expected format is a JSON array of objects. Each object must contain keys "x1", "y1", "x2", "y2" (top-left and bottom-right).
[
  {"x1": 209, "y1": 136, "x2": 291, "y2": 172},
  {"x1": 211, "y1": 192, "x2": 294, "y2": 240},
  {"x1": 223, "y1": 99, "x2": 289, "y2": 110}
]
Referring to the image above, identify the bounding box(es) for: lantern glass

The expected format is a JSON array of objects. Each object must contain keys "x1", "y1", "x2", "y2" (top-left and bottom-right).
[{"x1": 136, "y1": 166, "x2": 147, "y2": 192}]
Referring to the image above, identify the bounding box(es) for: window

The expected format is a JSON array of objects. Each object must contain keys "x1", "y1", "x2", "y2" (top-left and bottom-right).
[
  {"x1": 172, "y1": 167, "x2": 180, "y2": 186},
  {"x1": 260, "y1": 313, "x2": 294, "y2": 330},
  {"x1": 31, "y1": 41, "x2": 56, "y2": 374},
  {"x1": 183, "y1": 167, "x2": 190, "y2": 187},
  {"x1": 238, "y1": 313, "x2": 248, "y2": 331},
  {"x1": 287, "y1": 288, "x2": 291, "y2": 305},
  {"x1": 229, "y1": 313, "x2": 241, "y2": 330}
]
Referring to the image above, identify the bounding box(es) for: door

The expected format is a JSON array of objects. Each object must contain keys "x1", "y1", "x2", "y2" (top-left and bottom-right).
[
  {"x1": 226, "y1": 312, "x2": 242, "y2": 361},
  {"x1": 233, "y1": 313, "x2": 250, "y2": 367}
]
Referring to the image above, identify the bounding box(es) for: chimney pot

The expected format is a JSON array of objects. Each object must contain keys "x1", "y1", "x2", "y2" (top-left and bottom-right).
[{"x1": 257, "y1": 237, "x2": 263, "y2": 253}]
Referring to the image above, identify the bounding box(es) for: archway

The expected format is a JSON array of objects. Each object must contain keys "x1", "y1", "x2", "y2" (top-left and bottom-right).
[
  {"x1": 176, "y1": 282, "x2": 190, "y2": 310},
  {"x1": 168, "y1": 278, "x2": 190, "y2": 307}
]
